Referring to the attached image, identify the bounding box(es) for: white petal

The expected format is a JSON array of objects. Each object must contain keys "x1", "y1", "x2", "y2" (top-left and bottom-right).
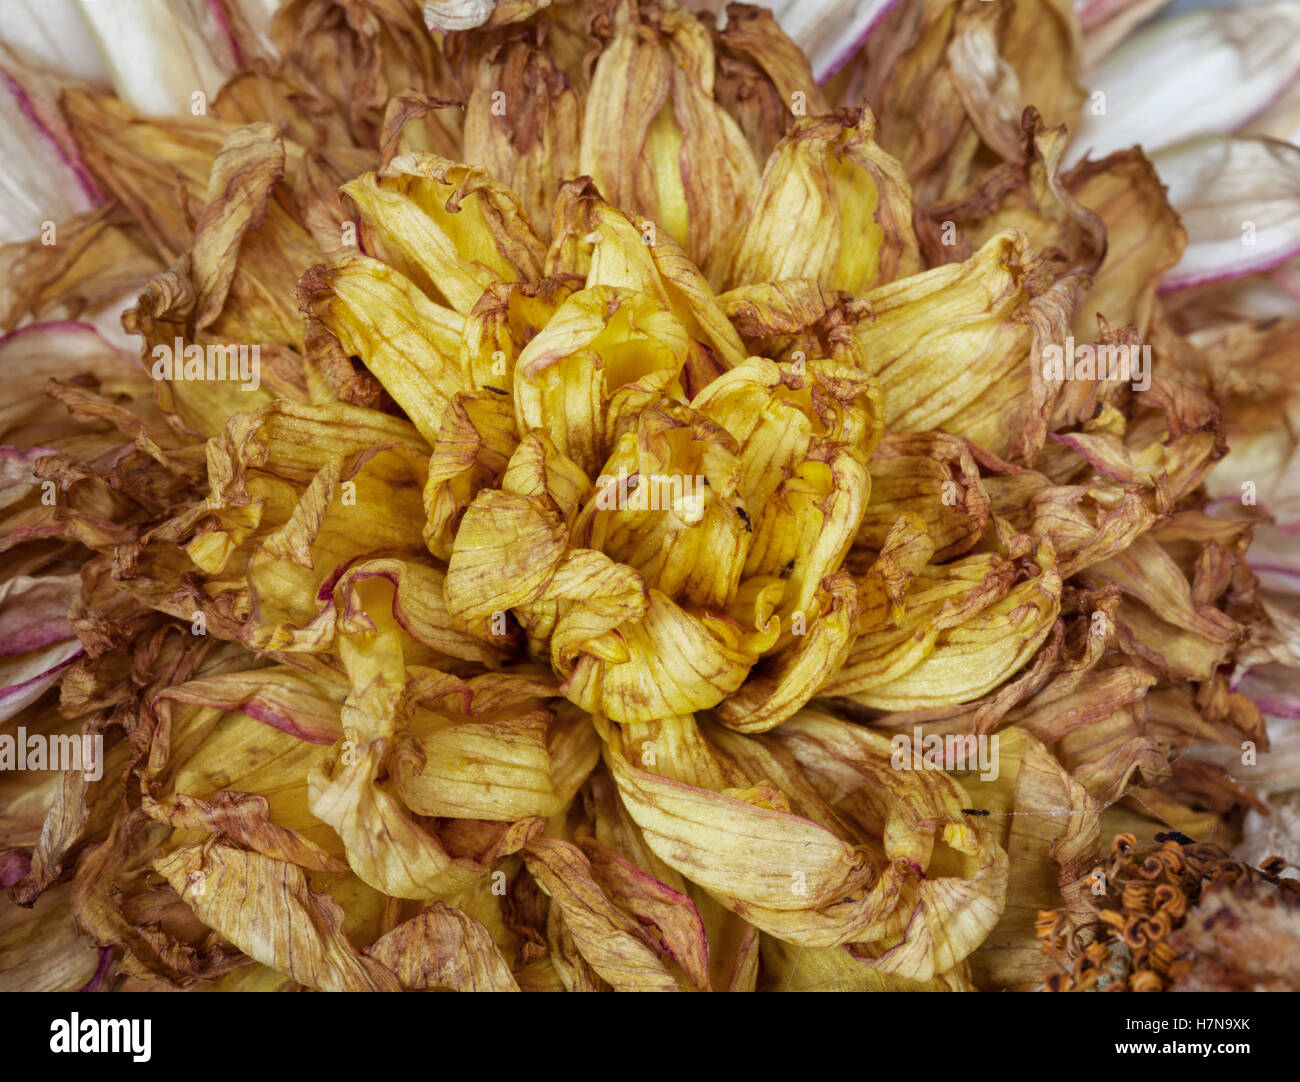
[
  {"x1": 1076, "y1": 0, "x2": 1172, "y2": 71},
  {"x1": 0, "y1": 74, "x2": 96, "y2": 243},
  {"x1": 1070, "y1": 3, "x2": 1300, "y2": 162},
  {"x1": 1243, "y1": 75, "x2": 1300, "y2": 146},
  {"x1": 0, "y1": 640, "x2": 83, "y2": 722},
  {"x1": 75, "y1": 0, "x2": 237, "y2": 117},
  {"x1": 1154, "y1": 136, "x2": 1300, "y2": 291},
  {"x1": 0, "y1": 0, "x2": 109, "y2": 84},
  {"x1": 1235, "y1": 794, "x2": 1300, "y2": 874},
  {"x1": 1191, "y1": 705, "x2": 1300, "y2": 793},
  {"x1": 766, "y1": 0, "x2": 901, "y2": 82},
  {"x1": 0, "y1": 572, "x2": 83, "y2": 724},
  {"x1": 424, "y1": 0, "x2": 497, "y2": 32},
  {"x1": 1075, "y1": 0, "x2": 1157, "y2": 30},
  {"x1": 1271, "y1": 253, "x2": 1300, "y2": 302}
]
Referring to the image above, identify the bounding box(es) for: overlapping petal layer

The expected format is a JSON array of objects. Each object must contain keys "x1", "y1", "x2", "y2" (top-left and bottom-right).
[{"x1": 0, "y1": 0, "x2": 1295, "y2": 994}]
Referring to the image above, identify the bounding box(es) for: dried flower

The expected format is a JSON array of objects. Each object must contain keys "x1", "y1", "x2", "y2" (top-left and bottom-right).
[{"x1": 0, "y1": 0, "x2": 1297, "y2": 994}]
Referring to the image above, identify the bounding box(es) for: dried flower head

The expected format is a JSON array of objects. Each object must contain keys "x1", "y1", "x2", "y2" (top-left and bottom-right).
[{"x1": 1, "y1": 0, "x2": 1298, "y2": 993}]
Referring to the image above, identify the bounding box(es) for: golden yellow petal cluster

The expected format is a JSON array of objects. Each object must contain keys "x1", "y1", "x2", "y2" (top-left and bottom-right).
[{"x1": 0, "y1": 0, "x2": 1291, "y2": 993}]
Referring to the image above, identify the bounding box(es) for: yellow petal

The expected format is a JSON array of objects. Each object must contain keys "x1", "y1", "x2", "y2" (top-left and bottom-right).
[
  {"x1": 512, "y1": 285, "x2": 689, "y2": 477},
  {"x1": 726, "y1": 107, "x2": 920, "y2": 294},
  {"x1": 300, "y1": 252, "x2": 466, "y2": 444},
  {"x1": 154, "y1": 842, "x2": 400, "y2": 991},
  {"x1": 578, "y1": 0, "x2": 759, "y2": 286},
  {"x1": 365, "y1": 901, "x2": 520, "y2": 991},
  {"x1": 342, "y1": 152, "x2": 545, "y2": 313}
]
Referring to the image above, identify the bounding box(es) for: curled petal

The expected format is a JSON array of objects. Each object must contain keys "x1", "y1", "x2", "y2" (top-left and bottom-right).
[
  {"x1": 343, "y1": 153, "x2": 546, "y2": 314},
  {"x1": 365, "y1": 902, "x2": 520, "y2": 991},
  {"x1": 153, "y1": 842, "x2": 400, "y2": 991},
  {"x1": 579, "y1": 1, "x2": 759, "y2": 286},
  {"x1": 513, "y1": 285, "x2": 689, "y2": 477},
  {"x1": 524, "y1": 837, "x2": 682, "y2": 991},
  {"x1": 725, "y1": 108, "x2": 920, "y2": 294}
]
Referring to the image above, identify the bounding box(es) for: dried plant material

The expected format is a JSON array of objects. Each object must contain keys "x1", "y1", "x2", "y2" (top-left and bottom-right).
[
  {"x1": 0, "y1": 0, "x2": 1295, "y2": 997},
  {"x1": 1039, "y1": 833, "x2": 1300, "y2": 991}
]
